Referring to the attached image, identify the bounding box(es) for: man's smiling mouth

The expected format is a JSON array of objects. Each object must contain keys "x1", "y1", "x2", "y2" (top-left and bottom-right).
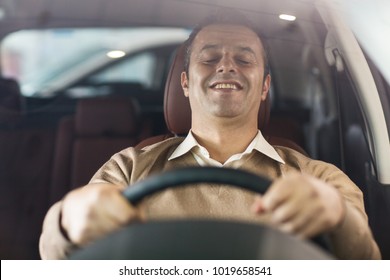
[{"x1": 210, "y1": 81, "x2": 243, "y2": 90}]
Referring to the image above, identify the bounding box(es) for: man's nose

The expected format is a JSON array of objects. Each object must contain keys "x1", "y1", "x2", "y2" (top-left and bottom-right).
[{"x1": 216, "y1": 56, "x2": 236, "y2": 73}]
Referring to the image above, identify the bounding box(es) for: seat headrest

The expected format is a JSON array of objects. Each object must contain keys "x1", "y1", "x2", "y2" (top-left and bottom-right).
[
  {"x1": 164, "y1": 44, "x2": 270, "y2": 135},
  {"x1": 0, "y1": 77, "x2": 23, "y2": 112},
  {"x1": 75, "y1": 98, "x2": 139, "y2": 136}
]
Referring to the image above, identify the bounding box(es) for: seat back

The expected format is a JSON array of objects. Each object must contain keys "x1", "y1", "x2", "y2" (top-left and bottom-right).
[
  {"x1": 0, "y1": 77, "x2": 23, "y2": 127},
  {"x1": 0, "y1": 78, "x2": 56, "y2": 259},
  {"x1": 50, "y1": 97, "x2": 142, "y2": 204},
  {"x1": 0, "y1": 77, "x2": 23, "y2": 111}
]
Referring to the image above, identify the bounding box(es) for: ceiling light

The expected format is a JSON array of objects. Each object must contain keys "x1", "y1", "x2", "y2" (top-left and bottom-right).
[
  {"x1": 279, "y1": 14, "x2": 296, "y2": 22},
  {"x1": 106, "y1": 50, "x2": 126, "y2": 59}
]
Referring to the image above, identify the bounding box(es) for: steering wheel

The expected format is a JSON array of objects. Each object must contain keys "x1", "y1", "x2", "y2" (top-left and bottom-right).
[{"x1": 70, "y1": 167, "x2": 333, "y2": 259}]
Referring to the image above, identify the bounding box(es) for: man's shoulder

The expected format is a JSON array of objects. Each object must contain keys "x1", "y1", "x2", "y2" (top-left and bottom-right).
[
  {"x1": 273, "y1": 145, "x2": 310, "y2": 161},
  {"x1": 273, "y1": 145, "x2": 341, "y2": 173},
  {"x1": 273, "y1": 145, "x2": 322, "y2": 167},
  {"x1": 138, "y1": 137, "x2": 185, "y2": 153},
  {"x1": 110, "y1": 136, "x2": 185, "y2": 163}
]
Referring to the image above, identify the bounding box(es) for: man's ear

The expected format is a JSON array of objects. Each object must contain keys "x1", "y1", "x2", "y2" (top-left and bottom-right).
[
  {"x1": 181, "y1": 72, "x2": 189, "y2": 97},
  {"x1": 261, "y1": 74, "x2": 271, "y2": 101}
]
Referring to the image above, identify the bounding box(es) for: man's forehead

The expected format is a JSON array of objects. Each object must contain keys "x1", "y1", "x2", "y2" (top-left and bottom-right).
[
  {"x1": 193, "y1": 24, "x2": 263, "y2": 50},
  {"x1": 197, "y1": 24, "x2": 258, "y2": 37}
]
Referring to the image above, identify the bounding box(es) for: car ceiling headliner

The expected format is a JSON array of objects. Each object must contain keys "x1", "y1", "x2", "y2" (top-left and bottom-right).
[{"x1": 0, "y1": 0, "x2": 321, "y2": 40}]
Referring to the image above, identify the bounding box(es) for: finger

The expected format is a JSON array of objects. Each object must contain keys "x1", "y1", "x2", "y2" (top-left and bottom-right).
[
  {"x1": 62, "y1": 184, "x2": 138, "y2": 245},
  {"x1": 294, "y1": 211, "x2": 328, "y2": 238},
  {"x1": 78, "y1": 214, "x2": 119, "y2": 245},
  {"x1": 91, "y1": 183, "x2": 141, "y2": 222},
  {"x1": 278, "y1": 201, "x2": 321, "y2": 237},
  {"x1": 251, "y1": 194, "x2": 265, "y2": 213},
  {"x1": 91, "y1": 185, "x2": 144, "y2": 231},
  {"x1": 264, "y1": 177, "x2": 312, "y2": 222},
  {"x1": 295, "y1": 201, "x2": 342, "y2": 238},
  {"x1": 103, "y1": 190, "x2": 140, "y2": 223},
  {"x1": 271, "y1": 198, "x2": 302, "y2": 225},
  {"x1": 270, "y1": 181, "x2": 316, "y2": 225},
  {"x1": 261, "y1": 179, "x2": 292, "y2": 211}
]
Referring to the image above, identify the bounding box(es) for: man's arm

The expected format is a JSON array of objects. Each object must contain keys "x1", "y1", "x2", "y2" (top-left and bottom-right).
[
  {"x1": 39, "y1": 184, "x2": 142, "y2": 259},
  {"x1": 252, "y1": 172, "x2": 381, "y2": 259},
  {"x1": 328, "y1": 201, "x2": 381, "y2": 259}
]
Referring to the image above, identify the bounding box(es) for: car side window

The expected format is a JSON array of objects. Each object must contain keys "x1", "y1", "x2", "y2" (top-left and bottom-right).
[{"x1": 86, "y1": 52, "x2": 156, "y2": 89}]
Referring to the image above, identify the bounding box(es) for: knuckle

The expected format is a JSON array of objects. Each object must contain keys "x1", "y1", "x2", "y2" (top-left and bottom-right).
[
  {"x1": 69, "y1": 227, "x2": 87, "y2": 244},
  {"x1": 321, "y1": 215, "x2": 334, "y2": 229}
]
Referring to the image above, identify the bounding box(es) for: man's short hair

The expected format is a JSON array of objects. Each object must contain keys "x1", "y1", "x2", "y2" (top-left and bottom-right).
[{"x1": 183, "y1": 8, "x2": 270, "y2": 78}]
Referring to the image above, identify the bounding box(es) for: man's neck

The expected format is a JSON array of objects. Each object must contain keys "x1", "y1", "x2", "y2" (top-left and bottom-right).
[{"x1": 191, "y1": 122, "x2": 258, "y2": 164}]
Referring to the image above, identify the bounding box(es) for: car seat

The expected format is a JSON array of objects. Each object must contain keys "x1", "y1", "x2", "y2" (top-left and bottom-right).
[
  {"x1": 0, "y1": 78, "x2": 56, "y2": 259},
  {"x1": 49, "y1": 97, "x2": 143, "y2": 204},
  {"x1": 0, "y1": 77, "x2": 24, "y2": 127}
]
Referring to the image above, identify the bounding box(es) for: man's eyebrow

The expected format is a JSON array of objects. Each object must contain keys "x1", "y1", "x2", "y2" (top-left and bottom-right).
[
  {"x1": 237, "y1": 46, "x2": 256, "y2": 55},
  {"x1": 199, "y1": 44, "x2": 220, "y2": 52}
]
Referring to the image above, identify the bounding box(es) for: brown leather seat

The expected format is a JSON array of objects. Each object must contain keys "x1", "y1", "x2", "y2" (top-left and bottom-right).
[
  {"x1": 0, "y1": 78, "x2": 23, "y2": 111},
  {"x1": 50, "y1": 97, "x2": 143, "y2": 204},
  {"x1": 137, "y1": 44, "x2": 306, "y2": 155},
  {"x1": 0, "y1": 77, "x2": 24, "y2": 127},
  {"x1": 0, "y1": 78, "x2": 57, "y2": 259}
]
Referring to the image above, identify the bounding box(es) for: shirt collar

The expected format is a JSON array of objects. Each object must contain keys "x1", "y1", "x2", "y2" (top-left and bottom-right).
[
  {"x1": 168, "y1": 130, "x2": 285, "y2": 164},
  {"x1": 168, "y1": 131, "x2": 200, "y2": 161}
]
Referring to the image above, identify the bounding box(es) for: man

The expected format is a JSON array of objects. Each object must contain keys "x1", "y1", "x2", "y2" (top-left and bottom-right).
[{"x1": 39, "y1": 12, "x2": 381, "y2": 259}]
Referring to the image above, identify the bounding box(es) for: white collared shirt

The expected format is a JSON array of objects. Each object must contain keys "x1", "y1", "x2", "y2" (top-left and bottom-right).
[{"x1": 168, "y1": 130, "x2": 285, "y2": 167}]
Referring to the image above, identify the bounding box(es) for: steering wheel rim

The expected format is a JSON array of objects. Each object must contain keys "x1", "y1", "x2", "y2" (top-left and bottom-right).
[
  {"x1": 122, "y1": 166, "x2": 271, "y2": 204},
  {"x1": 70, "y1": 167, "x2": 333, "y2": 259}
]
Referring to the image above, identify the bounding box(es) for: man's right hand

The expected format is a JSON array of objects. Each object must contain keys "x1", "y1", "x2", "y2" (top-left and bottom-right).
[{"x1": 61, "y1": 183, "x2": 143, "y2": 246}]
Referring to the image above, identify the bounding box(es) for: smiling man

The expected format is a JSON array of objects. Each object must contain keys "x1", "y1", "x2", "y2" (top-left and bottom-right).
[
  {"x1": 181, "y1": 23, "x2": 270, "y2": 164},
  {"x1": 40, "y1": 11, "x2": 380, "y2": 260}
]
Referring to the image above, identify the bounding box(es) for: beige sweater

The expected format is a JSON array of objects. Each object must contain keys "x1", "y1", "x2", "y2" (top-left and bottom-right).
[{"x1": 39, "y1": 137, "x2": 381, "y2": 259}]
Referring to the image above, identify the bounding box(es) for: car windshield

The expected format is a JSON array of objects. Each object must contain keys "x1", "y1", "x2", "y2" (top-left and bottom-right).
[{"x1": 1, "y1": 0, "x2": 390, "y2": 267}]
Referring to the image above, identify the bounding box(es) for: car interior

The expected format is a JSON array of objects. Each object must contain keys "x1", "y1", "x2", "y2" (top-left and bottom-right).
[{"x1": 0, "y1": 0, "x2": 389, "y2": 259}]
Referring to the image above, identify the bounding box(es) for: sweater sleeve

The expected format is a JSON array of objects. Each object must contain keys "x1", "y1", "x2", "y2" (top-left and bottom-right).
[
  {"x1": 321, "y1": 167, "x2": 381, "y2": 259},
  {"x1": 302, "y1": 157, "x2": 381, "y2": 259},
  {"x1": 39, "y1": 150, "x2": 134, "y2": 259}
]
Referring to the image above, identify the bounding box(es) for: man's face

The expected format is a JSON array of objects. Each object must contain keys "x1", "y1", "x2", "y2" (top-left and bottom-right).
[{"x1": 181, "y1": 24, "x2": 270, "y2": 123}]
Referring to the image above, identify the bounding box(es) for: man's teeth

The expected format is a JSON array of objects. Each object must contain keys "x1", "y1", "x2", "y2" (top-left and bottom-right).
[{"x1": 214, "y1": 83, "x2": 238, "y2": 89}]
